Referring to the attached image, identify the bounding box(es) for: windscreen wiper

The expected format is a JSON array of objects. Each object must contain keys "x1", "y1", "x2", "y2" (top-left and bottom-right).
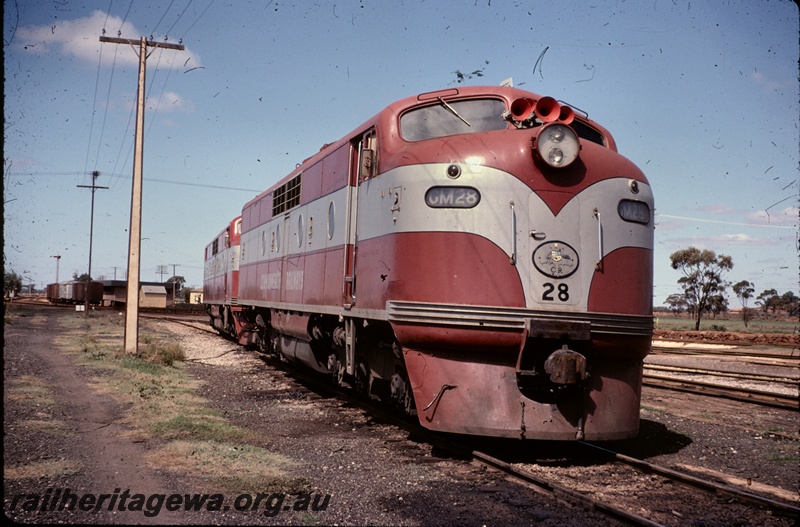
[{"x1": 437, "y1": 97, "x2": 471, "y2": 127}]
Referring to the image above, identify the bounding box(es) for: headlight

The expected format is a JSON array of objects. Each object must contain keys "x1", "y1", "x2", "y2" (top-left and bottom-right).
[
  {"x1": 534, "y1": 123, "x2": 580, "y2": 168},
  {"x1": 618, "y1": 199, "x2": 650, "y2": 224}
]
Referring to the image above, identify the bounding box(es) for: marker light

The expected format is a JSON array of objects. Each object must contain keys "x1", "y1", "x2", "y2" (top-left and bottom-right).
[
  {"x1": 534, "y1": 123, "x2": 580, "y2": 168},
  {"x1": 618, "y1": 199, "x2": 650, "y2": 224}
]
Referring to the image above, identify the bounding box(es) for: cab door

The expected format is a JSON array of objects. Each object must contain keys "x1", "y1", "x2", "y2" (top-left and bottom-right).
[{"x1": 342, "y1": 128, "x2": 376, "y2": 308}]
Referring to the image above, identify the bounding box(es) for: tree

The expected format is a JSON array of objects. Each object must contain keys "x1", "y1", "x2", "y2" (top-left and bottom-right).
[
  {"x1": 72, "y1": 272, "x2": 92, "y2": 282},
  {"x1": 664, "y1": 293, "x2": 688, "y2": 314},
  {"x1": 732, "y1": 280, "x2": 755, "y2": 328},
  {"x1": 779, "y1": 291, "x2": 798, "y2": 316},
  {"x1": 167, "y1": 275, "x2": 186, "y2": 288},
  {"x1": 705, "y1": 294, "x2": 729, "y2": 319},
  {"x1": 755, "y1": 289, "x2": 779, "y2": 313},
  {"x1": 670, "y1": 247, "x2": 733, "y2": 330},
  {"x1": 4, "y1": 271, "x2": 23, "y2": 299}
]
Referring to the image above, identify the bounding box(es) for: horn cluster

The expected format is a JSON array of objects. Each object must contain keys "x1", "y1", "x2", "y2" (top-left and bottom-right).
[{"x1": 506, "y1": 96, "x2": 574, "y2": 126}]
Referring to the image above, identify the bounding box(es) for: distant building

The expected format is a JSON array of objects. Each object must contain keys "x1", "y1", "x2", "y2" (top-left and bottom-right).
[
  {"x1": 188, "y1": 288, "x2": 203, "y2": 304},
  {"x1": 139, "y1": 285, "x2": 167, "y2": 308},
  {"x1": 101, "y1": 281, "x2": 179, "y2": 307}
]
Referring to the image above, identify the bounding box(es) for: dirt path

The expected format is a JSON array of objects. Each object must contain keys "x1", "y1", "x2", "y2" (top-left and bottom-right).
[{"x1": 3, "y1": 307, "x2": 186, "y2": 524}]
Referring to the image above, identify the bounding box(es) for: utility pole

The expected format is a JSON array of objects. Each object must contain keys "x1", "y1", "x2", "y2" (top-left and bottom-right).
[
  {"x1": 156, "y1": 264, "x2": 168, "y2": 282},
  {"x1": 169, "y1": 263, "x2": 180, "y2": 304},
  {"x1": 111, "y1": 266, "x2": 120, "y2": 280},
  {"x1": 100, "y1": 35, "x2": 184, "y2": 354},
  {"x1": 50, "y1": 255, "x2": 61, "y2": 284},
  {"x1": 78, "y1": 170, "x2": 108, "y2": 316}
]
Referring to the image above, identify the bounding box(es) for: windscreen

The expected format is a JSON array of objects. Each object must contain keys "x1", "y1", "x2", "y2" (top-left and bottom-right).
[{"x1": 400, "y1": 98, "x2": 507, "y2": 141}]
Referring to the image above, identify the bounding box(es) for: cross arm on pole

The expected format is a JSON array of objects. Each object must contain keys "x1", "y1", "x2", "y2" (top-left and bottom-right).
[{"x1": 100, "y1": 36, "x2": 185, "y2": 51}]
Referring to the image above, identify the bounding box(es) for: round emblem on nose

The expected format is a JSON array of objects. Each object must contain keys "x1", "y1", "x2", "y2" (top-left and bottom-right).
[{"x1": 532, "y1": 241, "x2": 579, "y2": 278}]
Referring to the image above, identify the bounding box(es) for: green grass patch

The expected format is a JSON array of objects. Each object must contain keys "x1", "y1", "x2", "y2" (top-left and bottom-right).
[
  {"x1": 654, "y1": 315, "x2": 798, "y2": 334},
  {"x1": 689, "y1": 412, "x2": 718, "y2": 420},
  {"x1": 47, "y1": 309, "x2": 303, "y2": 494},
  {"x1": 6, "y1": 375, "x2": 57, "y2": 409},
  {"x1": 761, "y1": 426, "x2": 788, "y2": 435},
  {"x1": 151, "y1": 414, "x2": 247, "y2": 442},
  {"x1": 766, "y1": 453, "x2": 800, "y2": 463},
  {"x1": 147, "y1": 440, "x2": 308, "y2": 494}
]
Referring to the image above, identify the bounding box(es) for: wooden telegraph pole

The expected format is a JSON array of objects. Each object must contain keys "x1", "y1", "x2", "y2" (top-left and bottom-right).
[{"x1": 99, "y1": 35, "x2": 184, "y2": 354}]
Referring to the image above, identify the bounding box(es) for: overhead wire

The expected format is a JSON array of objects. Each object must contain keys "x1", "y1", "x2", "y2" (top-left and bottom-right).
[
  {"x1": 181, "y1": 0, "x2": 215, "y2": 39},
  {"x1": 165, "y1": 0, "x2": 194, "y2": 39},
  {"x1": 82, "y1": 31, "x2": 105, "y2": 187},
  {"x1": 5, "y1": 171, "x2": 262, "y2": 193},
  {"x1": 92, "y1": 46, "x2": 122, "y2": 182},
  {"x1": 151, "y1": 0, "x2": 177, "y2": 36},
  {"x1": 101, "y1": 0, "x2": 176, "y2": 190},
  {"x1": 89, "y1": 0, "x2": 216, "y2": 195}
]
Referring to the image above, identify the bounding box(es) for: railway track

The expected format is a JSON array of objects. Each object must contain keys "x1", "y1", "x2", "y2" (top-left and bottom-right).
[
  {"x1": 140, "y1": 312, "x2": 216, "y2": 333},
  {"x1": 286, "y1": 362, "x2": 800, "y2": 526},
  {"x1": 154, "y1": 316, "x2": 798, "y2": 525},
  {"x1": 472, "y1": 444, "x2": 800, "y2": 526},
  {"x1": 652, "y1": 342, "x2": 798, "y2": 366},
  {"x1": 645, "y1": 364, "x2": 799, "y2": 386},
  {"x1": 642, "y1": 373, "x2": 798, "y2": 410}
]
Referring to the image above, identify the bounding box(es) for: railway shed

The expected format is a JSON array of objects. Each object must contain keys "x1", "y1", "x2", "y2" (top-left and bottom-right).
[
  {"x1": 101, "y1": 280, "x2": 178, "y2": 307},
  {"x1": 139, "y1": 285, "x2": 167, "y2": 308}
]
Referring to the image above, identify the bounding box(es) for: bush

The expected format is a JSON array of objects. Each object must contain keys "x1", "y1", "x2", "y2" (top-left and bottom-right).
[{"x1": 142, "y1": 342, "x2": 186, "y2": 367}]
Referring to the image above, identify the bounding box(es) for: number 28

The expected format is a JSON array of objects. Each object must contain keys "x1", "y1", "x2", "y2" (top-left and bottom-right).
[{"x1": 542, "y1": 282, "x2": 569, "y2": 302}]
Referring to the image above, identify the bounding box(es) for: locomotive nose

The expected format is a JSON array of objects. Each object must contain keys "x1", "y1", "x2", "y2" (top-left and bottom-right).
[{"x1": 543, "y1": 345, "x2": 588, "y2": 384}]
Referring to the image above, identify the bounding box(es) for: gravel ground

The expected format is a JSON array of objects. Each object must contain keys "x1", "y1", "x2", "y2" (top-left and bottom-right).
[
  {"x1": 4, "y1": 305, "x2": 798, "y2": 525},
  {"x1": 4, "y1": 306, "x2": 620, "y2": 526}
]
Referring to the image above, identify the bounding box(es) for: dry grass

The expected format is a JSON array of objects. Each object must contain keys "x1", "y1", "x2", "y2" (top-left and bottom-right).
[
  {"x1": 147, "y1": 440, "x2": 308, "y2": 494},
  {"x1": 48, "y1": 309, "x2": 305, "y2": 493},
  {"x1": 5, "y1": 375, "x2": 57, "y2": 409},
  {"x1": 5, "y1": 459, "x2": 83, "y2": 480}
]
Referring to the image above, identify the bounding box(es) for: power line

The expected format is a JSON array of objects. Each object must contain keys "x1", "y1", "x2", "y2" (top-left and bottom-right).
[
  {"x1": 655, "y1": 214, "x2": 796, "y2": 230},
  {"x1": 6, "y1": 171, "x2": 263, "y2": 193},
  {"x1": 151, "y1": 0, "x2": 177, "y2": 35},
  {"x1": 181, "y1": 0, "x2": 215, "y2": 38}
]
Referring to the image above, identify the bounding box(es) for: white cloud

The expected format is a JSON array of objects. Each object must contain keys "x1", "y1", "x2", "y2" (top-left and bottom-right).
[
  {"x1": 746, "y1": 206, "x2": 798, "y2": 227},
  {"x1": 751, "y1": 70, "x2": 794, "y2": 93},
  {"x1": 147, "y1": 91, "x2": 195, "y2": 113},
  {"x1": 697, "y1": 204, "x2": 739, "y2": 215},
  {"x1": 667, "y1": 234, "x2": 771, "y2": 248},
  {"x1": 15, "y1": 10, "x2": 201, "y2": 70},
  {"x1": 712, "y1": 233, "x2": 762, "y2": 245}
]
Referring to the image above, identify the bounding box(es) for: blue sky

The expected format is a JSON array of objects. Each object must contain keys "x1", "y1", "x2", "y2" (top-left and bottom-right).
[{"x1": 4, "y1": 0, "x2": 798, "y2": 307}]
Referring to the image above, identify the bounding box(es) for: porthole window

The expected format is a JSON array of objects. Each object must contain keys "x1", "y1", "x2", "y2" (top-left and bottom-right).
[
  {"x1": 297, "y1": 215, "x2": 304, "y2": 247},
  {"x1": 327, "y1": 202, "x2": 335, "y2": 240}
]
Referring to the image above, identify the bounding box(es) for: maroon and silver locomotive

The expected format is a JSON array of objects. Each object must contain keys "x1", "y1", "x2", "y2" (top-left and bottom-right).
[{"x1": 204, "y1": 85, "x2": 654, "y2": 440}]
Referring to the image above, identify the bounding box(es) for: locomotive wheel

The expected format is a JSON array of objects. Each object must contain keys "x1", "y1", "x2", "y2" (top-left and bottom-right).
[
  {"x1": 327, "y1": 354, "x2": 342, "y2": 385},
  {"x1": 354, "y1": 361, "x2": 369, "y2": 396},
  {"x1": 390, "y1": 373, "x2": 416, "y2": 416}
]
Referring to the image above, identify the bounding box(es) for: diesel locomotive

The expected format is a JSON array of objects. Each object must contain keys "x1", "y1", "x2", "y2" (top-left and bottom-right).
[{"x1": 204, "y1": 85, "x2": 654, "y2": 440}]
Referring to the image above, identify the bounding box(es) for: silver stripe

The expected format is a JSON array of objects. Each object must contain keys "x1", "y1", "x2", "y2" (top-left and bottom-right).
[{"x1": 387, "y1": 300, "x2": 653, "y2": 336}]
